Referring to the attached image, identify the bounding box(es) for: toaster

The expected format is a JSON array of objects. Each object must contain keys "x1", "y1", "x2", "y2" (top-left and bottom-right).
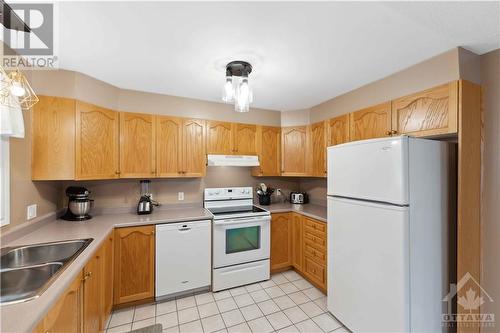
[{"x1": 290, "y1": 192, "x2": 309, "y2": 204}]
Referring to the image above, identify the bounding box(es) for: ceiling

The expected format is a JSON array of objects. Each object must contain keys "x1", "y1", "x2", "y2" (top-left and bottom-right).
[{"x1": 57, "y1": 1, "x2": 500, "y2": 111}]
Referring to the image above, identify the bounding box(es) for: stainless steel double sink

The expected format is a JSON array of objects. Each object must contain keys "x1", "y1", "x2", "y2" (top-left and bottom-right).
[{"x1": 0, "y1": 238, "x2": 93, "y2": 305}]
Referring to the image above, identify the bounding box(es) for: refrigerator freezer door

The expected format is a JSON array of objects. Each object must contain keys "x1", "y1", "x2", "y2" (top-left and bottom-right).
[
  {"x1": 327, "y1": 136, "x2": 409, "y2": 205},
  {"x1": 327, "y1": 197, "x2": 410, "y2": 332}
]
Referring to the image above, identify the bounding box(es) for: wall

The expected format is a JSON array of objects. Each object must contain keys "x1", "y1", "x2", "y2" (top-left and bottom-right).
[
  {"x1": 280, "y1": 108, "x2": 311, "y2": 127},
  {"x1": 480, "y1": 49, "x2": 500, "y2": 331}
]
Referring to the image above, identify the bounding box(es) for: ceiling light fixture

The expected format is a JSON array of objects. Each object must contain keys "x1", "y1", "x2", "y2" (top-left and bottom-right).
[{"x1": 222, "y1": 61, "x2": 253, "y2": 112}]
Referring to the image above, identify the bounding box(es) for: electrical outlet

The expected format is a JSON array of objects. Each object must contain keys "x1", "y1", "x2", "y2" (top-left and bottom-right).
[
  {"x1": 178, "y1": 192, "x2": 184, "y2": 201},
  {"x1": 27, "y1": 204, "x2": 37, "y2": 220}
]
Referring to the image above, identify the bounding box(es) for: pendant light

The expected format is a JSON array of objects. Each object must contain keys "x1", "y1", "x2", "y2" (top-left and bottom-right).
[{"x1": 222, "y1": 61, "x2": 253, "y2": 113}]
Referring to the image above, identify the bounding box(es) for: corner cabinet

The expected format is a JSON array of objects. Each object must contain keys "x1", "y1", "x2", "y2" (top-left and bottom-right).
[
  {"x1": 311, "y1": 121, "x2": 328, "y2": 177},
  {"x1": 252, "y1": 126, "x2": 281, "y2": 177},
  {"x1": 114, "y1": 225, "x2": 155, "y2": 305},
  {"x1": 270, "y1": 213, "x2": 292, "y2": 272},
  {"x1": 349, "y1": 102, "x2": 392, "y2": 141},
  {"x1": 281, "y1": 126, "x2": 309, "y2": 176}
]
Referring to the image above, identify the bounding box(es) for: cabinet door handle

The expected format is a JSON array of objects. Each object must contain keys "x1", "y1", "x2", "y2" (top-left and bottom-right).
[
  {"x1": 115, "y1": 171, "x2": 120, "y2": 175},
  {"x1": 82, "y1": 271, "x2": 92, "y2": 282},
  {"x1": 385, "y1": 130, "x2": 392, "y2": 136},
  {"x1": 151, "y1": 231, "x2": 155, "y2": 235},
  {"x1": 391, "y1": 130, "x2": 398, "y2": 135}
]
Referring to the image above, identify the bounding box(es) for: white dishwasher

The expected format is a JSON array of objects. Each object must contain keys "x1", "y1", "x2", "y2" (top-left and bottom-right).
[{"x1": 155, "y1": 220, "x2": 211, "y2": 299}]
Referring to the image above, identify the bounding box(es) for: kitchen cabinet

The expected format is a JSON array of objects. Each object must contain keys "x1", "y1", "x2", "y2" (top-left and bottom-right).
[
  {"x1": 291, "y1": 213, "x2": 304, "y2": 272},
  {"x1": 33, "y1": 272, "x2": 83, "y2": 333},
  {"x1": 281, "y1": 126, "x2": 309, "y2": 176},
  {"x1": 155, "y1": 221, "x2": 211, "y2": 296},
  {"x1": 32, "y1": 96, "x2": 76, "y2": 180},
  {"x1": 182, "y1": 118, "x2": 206, "y2": 177},
  {"x1": 349, "y1": 102, "x2": 392, "y2": 141},
  {"x1": 114, "y1": 225, "x2": 155, "y2": 305},
  {"x1": 75, "y1": 101, "x2": 120, "y2": 180},
  {"x1": 302, "y1": 217, "x2": 327, "y2": 291},
  {"x1": 206, "y1": 121, "x2": 233, "y2": 154},
  {"x1": 391, "y1": 81, "x2": 458, "y2": 137},
  {"x1": 233, "y1": 123, "x2": 258, "y2": 155},
  {"x1": 252, "y1": 126, "x2": 281, "y2": 176},
  {"x1": 119, "y1": 112, "x2": 156, "y2": 178},
  {"x1": 328, "y1": 114, "x2": 350, "y2": 146},
  {"x1": 101, "y1": 232, "x2": 114, "y2": 329},
  {"x1": 83, "y1": 247, "x2": 102, "y2": 333},
  {"x1": 311, "y1": 121, "x2": 328, "y2": 177},
  {"x1": 270, "y1": 213, "x2": 292, "y2": 272}
]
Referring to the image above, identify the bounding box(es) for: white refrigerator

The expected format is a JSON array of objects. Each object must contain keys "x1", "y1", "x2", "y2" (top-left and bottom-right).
[{"x1": 327, "y1": 136, "x2": 450, "y2": 333}]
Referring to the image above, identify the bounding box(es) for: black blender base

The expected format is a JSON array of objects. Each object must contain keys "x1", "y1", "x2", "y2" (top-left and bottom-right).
[{"x1": 60, "y1": 211, "x2": 92, "y2": 221}]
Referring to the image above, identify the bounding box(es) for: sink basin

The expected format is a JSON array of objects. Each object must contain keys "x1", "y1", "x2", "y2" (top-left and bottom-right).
[
  {"x1": 0, "y1": 263, "x2": 63, "y2": 304},
  {"x1": 1, "y1": 239, "x2": 91, "y2": 269},
  {"x1": 0, "y1": 238, "x2": 93, "y2": 305}
]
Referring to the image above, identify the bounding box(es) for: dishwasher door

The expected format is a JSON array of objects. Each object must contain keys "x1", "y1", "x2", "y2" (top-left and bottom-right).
[{"x1": 155, "y1": 220, "x2": 211, "y2": 298}]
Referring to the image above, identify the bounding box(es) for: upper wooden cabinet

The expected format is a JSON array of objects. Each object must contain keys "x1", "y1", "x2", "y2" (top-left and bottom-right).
[
  {"x1": 311, "y1": 121, "x2": 328, "y2": 177},
  {"x1": 182, "y1": 119, "x2": 206, "y2": 177},
  {"x1": 328, "y1": 114, "x2": 350, "y2": 147},
  {"x1": 252, "y1": 126, "x2": 281, "y2": 176},
  {"x1": 114, "y1": 225, "x2": 155, "y2": 305},
  {"x1": 350, "y1": 102, "x2": 392, "y2": 141},
  {"x1": 233, "y1": 123, "x2": 258, "y2": 155},
  {"x1": 392, "y1": 81, "x2": 458, "y2": 137},
  {"x1": 75, "y1": 101, "x2": 119, "y2": 180},
  {"x1": 270, "y1": 213, "x2": 292, "y2": 272},
  {"x1": 119, "y1": 112, "x2": 156, "y2": 178},
  {"x1": 156, "y1": 116, "x2": 183, "y2": 177},
  {"x1": 206, "y1": 121, "x2": 233, "y2": 154},
  {"x1": 32, "y1": 96, "x2": 76, "y2": 180},
  {"x1": 281, "y1": 126, "x2": 309, "y2": 176}
]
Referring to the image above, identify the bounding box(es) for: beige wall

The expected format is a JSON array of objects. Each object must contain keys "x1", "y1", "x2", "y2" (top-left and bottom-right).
[
  {"x1": 480, "y1": 49, "x2": 500, "y2": 330},
  {"x1": 280, "y1": 109, "x2": 311, "y2": 127}
]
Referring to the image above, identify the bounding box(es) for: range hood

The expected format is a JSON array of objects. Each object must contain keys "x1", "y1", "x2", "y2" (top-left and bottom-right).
[{"x1": 207, "y1": 154, "x2": 260, "y2": 167}]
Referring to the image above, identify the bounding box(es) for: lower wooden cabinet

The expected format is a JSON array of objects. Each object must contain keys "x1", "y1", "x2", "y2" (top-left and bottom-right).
[
  {"x1": 101, "y1": 232, "x2": 114, "y2": 329},
  {"x1": 113, "y1": 225, "x2": 155, "y2": 305},
  {"x1": 291, "y1": 213, "x2": 304, "y2": 272},
  {"x1": 83, "y1": 249, "x2": 102, "y2": 333},
  {"x1": 270, "y1": 213, "x2": 293, "y2": 271}
]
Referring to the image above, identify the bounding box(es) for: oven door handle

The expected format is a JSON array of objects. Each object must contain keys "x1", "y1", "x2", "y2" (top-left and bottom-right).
[{"x1": 213, "y1": 216, "x2": 271, "y2": 225}]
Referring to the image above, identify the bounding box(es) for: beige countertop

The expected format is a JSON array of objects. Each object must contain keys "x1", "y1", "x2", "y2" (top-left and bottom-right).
[
  {"x1": 0, "y1": 205, "x2": 212, "y2": 333},
  {"x1": 257, "y1": 202, "x2": 327, "y2": 222}
]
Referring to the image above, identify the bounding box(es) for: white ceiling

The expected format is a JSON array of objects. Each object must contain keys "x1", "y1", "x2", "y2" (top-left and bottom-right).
[{"x1": 57, "y1": 1, "x2": 500, "y2": 111}]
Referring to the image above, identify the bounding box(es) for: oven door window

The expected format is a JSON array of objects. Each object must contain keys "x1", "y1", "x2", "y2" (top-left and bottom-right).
[{"x1": 226, "y1": 226, "x2": 260, "y2": 254}]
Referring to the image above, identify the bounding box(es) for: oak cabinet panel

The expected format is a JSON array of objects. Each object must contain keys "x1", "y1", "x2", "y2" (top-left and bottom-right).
[
  {"x1": 349, "y1": 102, "x2": 392, "y2": 141},
  {"x1": 311, "y1": 121, "x2": 328, "y2": 177},
  {"x1": 281, "y1": 126, "x2": 309, "y2": 176},
  {"x1": 328, "y1": 114, "x2": 350, "y2": 146},
  {"x1": 233, "y1": 123, "x2": 258, "y2": 155},
  {"x1": 182, "y1": 119, "x2": 206, "y2": 177},
  {"x1": 252, "y1": 126, "x2": 280, "y2": 176},
  {"x1": 32, "y1": 96, "x2": 76, "y2": 180},
  {"x1": 83, "y1": 249, "x2": 101, "y2": 333},
  {"x1": 101, "y1": 233, "x2": 114, "y2": 329},
  {"x1": 75, "y1": 101, "x2": 119, "y2": 180},
  {"x1": 391, "y1": 81, "x2": 458, "y2": 137},
  {"x1": 291, "y1": 213, "x2": 304, "y2": 272},
  {"x1": 271, "y1": 213, "x2": 292, "y2": 272},
  {"x1": 206, "y1": 121, "x2": 233, "y2": 154},
  {"x1": 114, "y1": 226, "x2": 155, "y2": 305},
  {"x1": 156, "y1": 116, "x2": 183, "y2": 177},
  {"x1": 119, "y1": 112, "x2": 156, "y2": 178}
]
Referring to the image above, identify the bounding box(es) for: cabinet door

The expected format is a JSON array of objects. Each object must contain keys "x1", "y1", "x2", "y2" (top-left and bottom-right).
[
  {"x1": 35, "y1": 273, "x2": 83, "y2": 333},
  {"x1": 253, "y1": 126, "x2": 281, "y2": 176},
  {"x1": 182, "y1": 119, "x2": 206, "y2": 177},
  {"x1": 291, "y1": 214, "x2": 304, "y2": 273},
  {"x1": 101, "y1": 233, "x2": 114, "y2": 329},
  {"x1": 83, "y1": 250, "x2": 101, "y2": 333},
  {"x1": 391, "y1": 81, "x2": 458, "y2": 137},
  {"x1": 206, "y1": 121, "x2": 233, "y2": 154},
  {"x1": 156, "y1": 116, "x2": 183, "y2": 177},
  {"x1": 311, "y1": 121, "x2": 327, "y2": 177},
  {"x1": 32, "y1": 96, "x2": 75, "y2": 180},
  {"x1": 119, "y1": 112, "x2": 156, "y2": 178},
  {"x1": 271, "y1": 213, "x2": 292, "y2": 272},
  {"x1": 114, "y1": 226, "x2": 155, "y2": 305},
  {"x1": 328, "y1": 114, "x2": 350, "y2": 146},
  {"x1": 349, "y1": 102, "x2": 392, "y2": 141},
  {"x1": 233, "y1": 123, "x2": 258, "y2": 155},
  {"x1": 281, "y1": 126, "x2": 308, "y2": 176},
  {"x1": 75, "y1": 101, "x2": 119, "y2": 180}
]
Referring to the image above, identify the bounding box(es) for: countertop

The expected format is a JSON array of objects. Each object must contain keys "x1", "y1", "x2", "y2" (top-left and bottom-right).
[
  {"x1": 1, "y1": 205, "x2": 212, "y2": 333},
  {"x1": 257, "y1": 202, "x2": 327, "y2": 222}
]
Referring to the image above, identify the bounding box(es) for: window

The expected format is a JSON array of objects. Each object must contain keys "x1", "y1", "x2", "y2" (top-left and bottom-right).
[{"x1": 0, "y1": 137, "x2": 9, "y2": 226}]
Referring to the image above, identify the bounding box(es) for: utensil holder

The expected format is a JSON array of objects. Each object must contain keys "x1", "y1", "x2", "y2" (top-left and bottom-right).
[{"x1": 258, "y1": 194, "x2": 271, "y2": 205}]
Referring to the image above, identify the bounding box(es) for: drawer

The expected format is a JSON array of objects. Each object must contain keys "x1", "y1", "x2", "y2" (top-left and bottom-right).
[
  {"x1": 304, "y1": 232, "x2": 326, "y2": 249},
  {"x1": 304, "y1": 225, "x2": 326, "y2": 238},
  {"x1": 304, "y1": 218, "x2": 326, "y2": 233},
  {"x1": 304, "y1": 256, "x2": 326, "y2": 285},
  {"x1": 304, "y1": 243, "x2": 326, "y2": 264}
]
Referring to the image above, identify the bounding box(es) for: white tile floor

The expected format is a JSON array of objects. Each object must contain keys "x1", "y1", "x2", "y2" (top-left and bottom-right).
[{"x1": 105, "y1": 271, "x2": 350, "y2": 333}]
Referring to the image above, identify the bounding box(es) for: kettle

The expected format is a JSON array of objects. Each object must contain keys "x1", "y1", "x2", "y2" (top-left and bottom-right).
[
  {"x1": 137, "y1": 195, "x2": 156, "y2": 215},
  {"x1": 290, "y1": 192, "x2": 309, "y2": 204}
]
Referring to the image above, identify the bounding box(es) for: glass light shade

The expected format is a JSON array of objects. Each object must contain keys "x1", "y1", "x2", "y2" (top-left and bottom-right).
[
  {"x1": 222, "y1": 76, "x2": 234, "y2": 103},
  {"x1": 235, "y1": 78, "x2": 251, "y2": 112},
  {"x1": 10, "y1": 80, "x2": 26, "y2": 97}
]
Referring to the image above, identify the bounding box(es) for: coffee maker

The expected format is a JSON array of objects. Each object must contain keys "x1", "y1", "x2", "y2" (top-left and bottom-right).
[
  {"x1": 61, "y1": 186, "x2": 94, "y2": 221},
  {"x1": 137, "y1": 180, "x2": 159, "y2": 215}
]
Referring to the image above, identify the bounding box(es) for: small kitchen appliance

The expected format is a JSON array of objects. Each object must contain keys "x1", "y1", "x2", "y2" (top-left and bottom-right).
[
  {"x1": 61, "y1": 186, "x2": 93, "y2": 221},
  {"x1": 290, "y1": 192, "x2": 309, "y2": 204},
  {"x1": 137, "y1": 180, "x2": 159, "y2": 215},
  {"x1": 204, "y1": 187, "x2": 271, "y2": 291}
]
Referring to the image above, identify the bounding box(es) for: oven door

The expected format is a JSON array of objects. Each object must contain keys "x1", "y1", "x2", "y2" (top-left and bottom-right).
[{"x1": 213, "y1": 215, "x2": 271, "y2": 268}]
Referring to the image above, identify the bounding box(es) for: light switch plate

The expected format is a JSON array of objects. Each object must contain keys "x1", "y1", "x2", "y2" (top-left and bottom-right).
[
  {"x1": 27, "y1": 204, "x2": 37, "y2": 220},
  {"x1": 178, "y1": 192, "x2": 184, "y2": 201}
]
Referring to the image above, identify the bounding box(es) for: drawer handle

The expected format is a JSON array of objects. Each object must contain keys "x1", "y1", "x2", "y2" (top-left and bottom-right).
[
  {"x1": 181, "y1": 280, "x2": 189, "y2": 284},
  {"x1": 179, "y1": 227, "x2": 191, "y2": 231},
  {"x1": 82, "y1": 271, "x2": 92, "y2": 282}
]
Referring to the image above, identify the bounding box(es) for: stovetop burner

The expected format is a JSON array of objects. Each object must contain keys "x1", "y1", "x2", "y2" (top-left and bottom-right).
[{"x1": 207, "y1": 205, "x2": 267, "y2": 216}]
